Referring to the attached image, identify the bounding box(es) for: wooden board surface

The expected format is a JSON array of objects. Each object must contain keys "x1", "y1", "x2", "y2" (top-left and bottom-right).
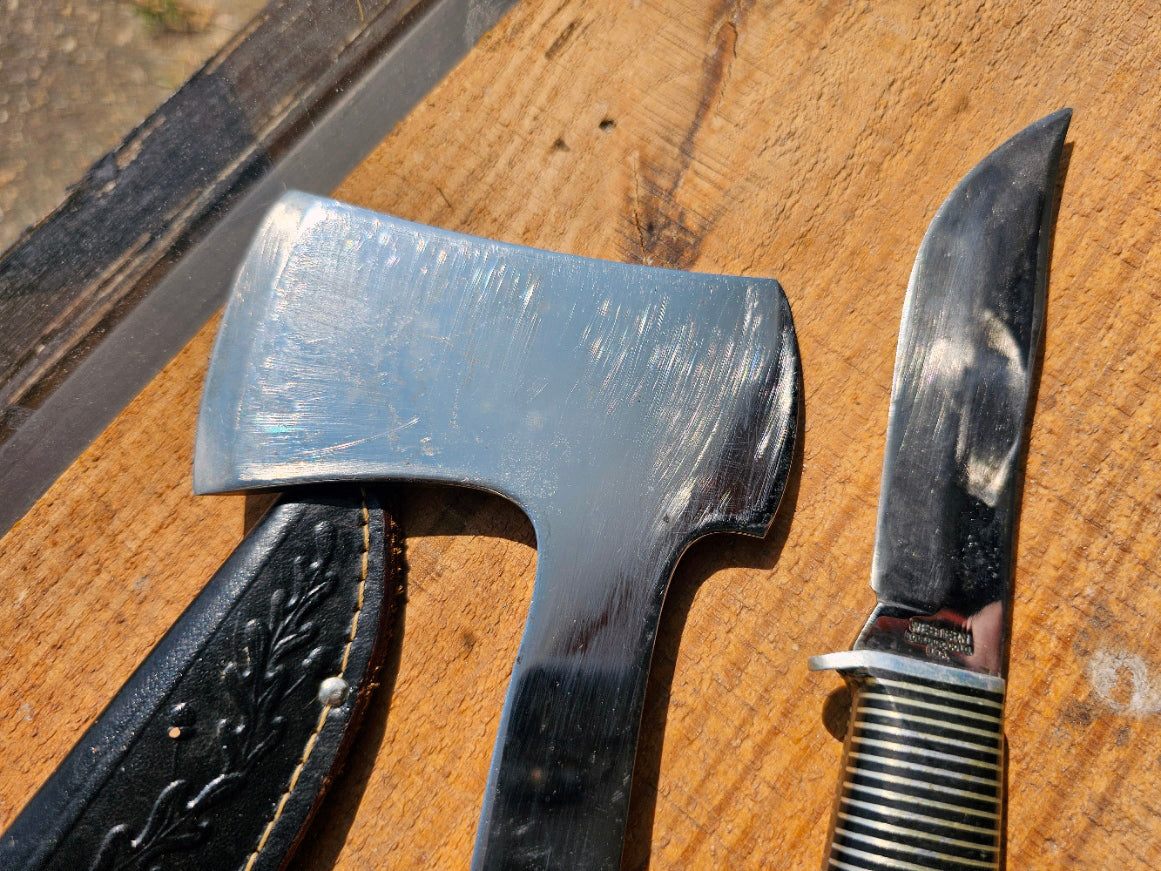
[{"x1": 3, "y1": 0, "x2": 1160, "y2": 867}]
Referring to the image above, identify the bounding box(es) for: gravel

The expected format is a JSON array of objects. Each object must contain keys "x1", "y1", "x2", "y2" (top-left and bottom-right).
[{"x1": 0, "y1": 0, "x2": 268, "y2": 254}]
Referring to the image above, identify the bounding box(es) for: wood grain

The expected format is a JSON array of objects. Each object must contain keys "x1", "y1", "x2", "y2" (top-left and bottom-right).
[{"x1": 3, "y1": 0, "x2": 1160, "y2": 868}]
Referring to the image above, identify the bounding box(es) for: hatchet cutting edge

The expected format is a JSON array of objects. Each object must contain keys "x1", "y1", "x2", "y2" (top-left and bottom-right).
[{"x1": 4, "y1": 193, "x2": 799, "y2": 871}]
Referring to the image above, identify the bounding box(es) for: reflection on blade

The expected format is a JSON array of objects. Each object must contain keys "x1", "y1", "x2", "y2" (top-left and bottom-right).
[
  {"x1": 810, "y1": 109, "x2": 1070, "y2": 871},
  {"x1": 862, "y1": 108, "x2": 1071, "y2": 676}
]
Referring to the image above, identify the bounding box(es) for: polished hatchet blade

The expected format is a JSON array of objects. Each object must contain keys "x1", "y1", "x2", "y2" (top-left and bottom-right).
[
  {"x1": 810, "y1": 109, "x2": 1070, "y2": 869},
  {"x1": 194, "y1": 192, "x2": 800, "y2": 869}
]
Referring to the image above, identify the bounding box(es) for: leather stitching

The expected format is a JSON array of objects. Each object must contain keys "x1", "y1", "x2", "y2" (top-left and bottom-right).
[{"x1": 243, "y1": 490, "x2": 371, "y2": 870}]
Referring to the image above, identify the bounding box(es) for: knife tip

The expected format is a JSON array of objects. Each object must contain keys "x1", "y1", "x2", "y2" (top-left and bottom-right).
[{"x1": 1040, "y1": 107, "x2": 1073, "y2": 135}]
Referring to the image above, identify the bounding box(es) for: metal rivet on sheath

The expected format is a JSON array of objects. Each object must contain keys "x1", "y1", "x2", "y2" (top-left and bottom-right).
[{"x1": 318, "y1": 676, "x2": 349, "y2": 707}]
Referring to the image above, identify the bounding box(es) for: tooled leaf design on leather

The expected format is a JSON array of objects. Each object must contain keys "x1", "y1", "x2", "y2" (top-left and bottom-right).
[{"x1": 89, "y1": 520, "x2": 341, "y2": 871}]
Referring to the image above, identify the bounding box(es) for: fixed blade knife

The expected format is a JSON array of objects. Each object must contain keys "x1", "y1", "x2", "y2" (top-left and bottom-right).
[{"x1": 810, "y1": 108, "x2": 1071, "y2": 870}]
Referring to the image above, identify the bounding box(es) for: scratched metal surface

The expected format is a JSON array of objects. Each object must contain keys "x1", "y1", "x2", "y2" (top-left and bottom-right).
[
  {"x1": 196, "y1": 194, "x2": 798, "y2": 536},
  {"x1": 852, "y1": 111, "x2": 1069, "y2": 676},
  {"x1": 0, "y1": 0, "x2": 520, "y2": 538},
  {"x1": 194, "y1": 191, "x2": 799, "y2": 866}
]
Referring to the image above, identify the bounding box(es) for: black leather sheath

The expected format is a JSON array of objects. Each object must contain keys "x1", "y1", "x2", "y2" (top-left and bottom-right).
[{"x1": 0, "y1": 489, "x2": 399, "y2": 871}]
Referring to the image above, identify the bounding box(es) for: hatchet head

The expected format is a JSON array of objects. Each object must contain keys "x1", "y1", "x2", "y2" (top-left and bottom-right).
[{"x1": 194, "y1": 191, "x2": 798, "y2": 868}]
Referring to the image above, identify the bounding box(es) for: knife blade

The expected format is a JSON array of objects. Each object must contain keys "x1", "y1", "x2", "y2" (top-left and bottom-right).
[{"x1": 810, "y1": 108, "x2": 1071, "y2": 870}]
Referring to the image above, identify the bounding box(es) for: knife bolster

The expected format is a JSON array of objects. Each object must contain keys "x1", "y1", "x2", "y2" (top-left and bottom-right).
[{"x1": 811, "y1": 651, "x2": 1005, "y2": 871}]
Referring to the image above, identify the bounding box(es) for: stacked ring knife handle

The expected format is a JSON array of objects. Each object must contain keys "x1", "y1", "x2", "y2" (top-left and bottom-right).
[{"x1": 821, "y1": 654, "x2": 1005, "y2": 871}]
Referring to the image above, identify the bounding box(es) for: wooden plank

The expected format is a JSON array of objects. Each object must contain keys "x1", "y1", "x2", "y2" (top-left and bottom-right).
[{"x1": 3, "y1": 0, "x2": 1161, "y2": 868}]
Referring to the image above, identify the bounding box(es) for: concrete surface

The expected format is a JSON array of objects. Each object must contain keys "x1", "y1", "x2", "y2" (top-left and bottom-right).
[{"x1": 0, "y1": 0, "x2": 268, "y2": 254}]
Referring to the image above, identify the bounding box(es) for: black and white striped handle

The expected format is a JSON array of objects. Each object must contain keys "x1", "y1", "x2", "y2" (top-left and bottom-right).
[{"x1": 812, "y1": 652, "x2": 1005, "y2": 871}]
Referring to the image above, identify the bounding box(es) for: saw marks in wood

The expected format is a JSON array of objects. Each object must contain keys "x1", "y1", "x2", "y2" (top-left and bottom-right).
[
  {"x1": 4, "y1": 0, "x2": 1161, "y2": 869},
  {"x1": 335, "y1": 0, "x2": 1161, "y2": 865}
]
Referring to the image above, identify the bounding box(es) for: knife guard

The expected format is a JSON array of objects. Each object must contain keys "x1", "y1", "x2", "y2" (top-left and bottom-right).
[
  {"x1": 1, "y1": 488, "x2": 401, "y2": 871},
  {"x1": 816, "y1": 651, "x2": 1005, "y2": 871}
]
